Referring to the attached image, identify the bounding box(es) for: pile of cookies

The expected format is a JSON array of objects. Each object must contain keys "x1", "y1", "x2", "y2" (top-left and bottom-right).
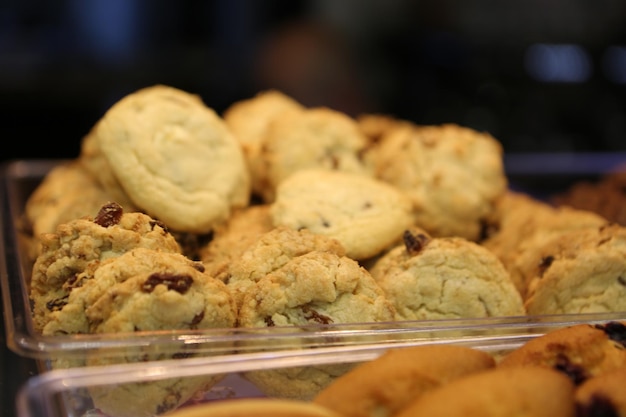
[
  {"x1": 166, "y1": 321, "x2": 626, "y2": 417},
  {"x1": 20, "y1": 84, "x2": 626, "y2": 415}
]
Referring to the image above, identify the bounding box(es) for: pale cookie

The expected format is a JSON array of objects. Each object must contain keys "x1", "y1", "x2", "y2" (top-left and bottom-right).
[
  {"x1": 223, "y1": 89, "x2": 305, "y2": 197},
  {"x1": 88, "y1": 84, "x2": 250, "y2": 233},
  {"x1": 225, "y1": 226, "x2": 346, "y2": 311},
  {"x1": 239, "y1": 251, "x2": 395, "y2": 400},
  {"x1": 355, "y1": 113, "x2": 415, "y2": 146},
  {"x1": 30, "y1": 202, "x2": 181, "y2": 333},
  {"x1": 369, "y1": 229, "x2": 525, "y2": 321},
  {"x1": 364, "y1": 123, "x2": 507, "y2": 241},
  {"x1": 481, "y1": 190, "x2": 609, "y2": 297},
  {"x1": 271, "y1": 169, "x2": 414, "y2": 260},
  {"x1": 256, "y1": 106, "x2": 371, "y2": 202},
  {"x1": 395, "y1": 366, "x2": 576, "y2": 417},
  {"x1": 163, "y1": 398, "x2": 343, "y2": 417},
  {"x1": 499, "y1": 321, "x2": 626, "y2": 385},
  {"x1": 523, "y1": 224, "x2": 626, "y2": 315},
  {"x1": 200, "y1": 204, "x2": 275, "y2": 282},
  {"x1": 575, "y1": 367, "x2": 626, "y2": 417},
  {"x1": 314, "y1": 344, "x2": 495, "y2": 417}
]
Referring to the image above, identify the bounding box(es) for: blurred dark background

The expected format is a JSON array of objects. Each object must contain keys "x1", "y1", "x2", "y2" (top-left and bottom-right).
[{"x1": 1, "y1": 0, "x2": 625, "y2": 162}]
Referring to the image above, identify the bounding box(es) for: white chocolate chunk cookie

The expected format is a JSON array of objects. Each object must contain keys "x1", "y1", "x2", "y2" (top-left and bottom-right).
[
  {"x1": 223, "y1": 89, "x2": 305, "y2": 197},
  {"x1": 365, "y1": 123, "x2": 507, "y2": 241},
  {"x1": 369, "y1": 229, "x2": 525, "y2": 320},
  {"x1": 88, "y1": 84, "x2": 250, "y2": 233},
  {"x1": 256, "y1": 106, "x2": 371, "y2": 202},
  {"x1": 271, "y1": 169, "x2": 414, "y2": 260},
  {"x1": 523, "y1": 223, "x2": 626, "y2": 315},
  {"x1": 30, "y1": 202, "x2": 181, "y2": 333}
]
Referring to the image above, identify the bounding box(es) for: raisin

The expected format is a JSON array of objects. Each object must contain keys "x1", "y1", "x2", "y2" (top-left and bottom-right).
[
  {"x1": 141, "y1": 273, "x2": 193, "y2": 294},
  {"x1": 94, "y1": 202, "x2": 124, "y2": 227},
  {"x1": 576, "y1": 394, "x2": 620, "y2": 417},
  {"x1": 553, "y1": 353, "x2": 589, "y2": 385},
  {"x1": 403, "y1": 230, "x2": 430, "y2": 255},
  {"x1": 264, "y1": 316, "x2": 275, "y2": 327},
  {"x1": 149, "y1": 219, "x2": 169, "y2": 233},
  {"x1": 303, "y1": 305, "x2": 332, "y2": 325},
  {"x1": 538, "y1": 255, "x2": 555, "y2": 277},
  {"x1": 190, "y1": 311, "x2": 204, "y2": 326},
  {"x1": 597, "y1": 321, "x2": 626, "y2": 347},
  {"x1": 46, "y1": 296, "x2": 68, "y2": 312},
  {"x1": 618, "y1": 276, "x2": 626, "y2": 287}
]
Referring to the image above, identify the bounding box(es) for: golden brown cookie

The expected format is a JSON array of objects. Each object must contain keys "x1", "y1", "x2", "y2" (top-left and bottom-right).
[
  {"x1": 523, "y1": 223, "x2": 626, "y2": 315},
  {"x1": 395, "y1": 366, "x2": 576, "y2": 417},
  {"x1": 369, "y1": 229, "x2": 525, "y2": 321},
  {"x1": 364, "y1": 123, "x2": 507, "y2": 241},
  {"x1": 499, "y1": 321, "x2": 626, "y2": 386},
  {"x1": 85, "y1": 84, "x2": 250, "y2": 233},
  {"x1": 271, "y1": 169, "x2": 414, "y2": 260},
  {"x1": 223, "y1": 89, "x2": 306, "y2": 197},
  {"x1": 256, "y1": 106, "x2": 371, "y2": 202},
  {"x1": 313, "y1": 344, "x2": 495, "y2": 417}
]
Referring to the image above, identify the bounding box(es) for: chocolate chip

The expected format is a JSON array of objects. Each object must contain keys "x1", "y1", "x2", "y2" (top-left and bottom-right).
[
  {"x1": 264, "y1": 316, "x2": 275, "y2": 327},
  {"x1": 190, "y1": 311, "x2": 204, "y2": 326},
  {"x1": 618, "y1": 276, "x2": 626, "y2": 287},
  {"x1": 94, "y1": 202, "x2": 124, "y2": 227},
  {"x1": 141, "y1": 273, "x2": 193, "y2": 294},
  {"x1": 46, "y1": 296, "x2": 68, "y2": 312},
  {"x1": 596, "y1": 321, "x2": 626, "y2": 347},
  {"x1": 403, "y1": 230, "x2": 430, "y2": 255},
  {"x1": 538, "y1": 255, "x2": 554, "y2": 277}
]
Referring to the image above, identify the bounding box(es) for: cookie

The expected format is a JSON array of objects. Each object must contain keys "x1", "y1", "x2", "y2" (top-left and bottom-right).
[
  {"x1": 256, "y1": 106, "x2": 371, "y2": 202},
  {"x1": 162, "y1": 398, "x2": 343, "y2": 417},
  {"x1": 355, "y1": 113, "x2": 415, "y2": 145},
  {"x1": 200, "y1": 204, "x2": 275, "y2": 282},
  {"x1": 86, "y1": 84, "x2": 250, "y2": 233},
  {"x1": 30, "y1": 202, "x2": 182, "y2": 333},
  {"x1": 364, "y1": 123, "x2": 507, "y2": 241},
  {"x1": 395, "y1": 366, "x2": 576, "y2": 417},
  {"x1": 313, "y1": 344, "x2": 495, "y2": 417},
  {"x1": 523, "y1": 223, "x2": 626, "y2": 315},
  {"x1": 481, "y1": 190, "x2": 608, "y2": 296},
  {"x1": 575, "y1": 367, "x2": 626, "y2": 417},
  {"x1": 271, "y1": 169, "x2": 414, "y2": 260},
  {"x1": 223, "y1": 89, "x2": 305, "y2": 197},
  {"x1": 224, "y1": 226, "x2": 346, "y2": 311},
  {"x1": 499, "y1": 321, "x2": 626, "y2": 385},
  {"x1": 369, "y1": 229, "x2": 525, "y2": 321},
  {"x1": 238, "y1": 250, "x2": 395, "y2": 400}
]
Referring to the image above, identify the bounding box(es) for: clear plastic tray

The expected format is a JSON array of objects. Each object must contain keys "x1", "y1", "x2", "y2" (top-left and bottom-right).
[{"x1": 2, "y1": 158, "x2": 626, "y2": 368}]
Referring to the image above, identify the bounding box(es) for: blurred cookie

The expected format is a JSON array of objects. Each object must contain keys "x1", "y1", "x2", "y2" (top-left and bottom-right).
[
  {"x1": 369, "y1": 229, "x2": 525, "y2": 321},
  {"x1": 575, "y1": 367, "x2": 626, "y2": 417},
  {"x1": 355, "y1": 113, "x2": 415, "y2": 145},
  {"x1": 395, "y1": 366, "x2": 576, "y2": 417},
  {"x1": 271, "y1": 169, "x2": 413, "y2": 260},
  {"x1": 225, "y1": 226, "x2": 346, "y2": 311},
  {"x1": 86, "y1": 84, "x2": 250, "y2": 233},
  {"x1": 481, "y1": 190, "x2": 608, "y2": 296},
  {"x1": 223, "y1": 89, "x2": 306, "y2": 198},
  {"x1": 162, "y1": 398, "x2": 343, "y2": 417},
  {"x1": 200, "y1": 204, "x2": 275, "y2": 282},
  {"x1": 239, "y1": 250, "x2": 395, "y2": 400},
  {"x1": 364, "y1": 123, "x2": 507, "y2": 241},
  {"x1": 523, "y1": 223, "x2": 626, "y2": 315},
  {"x1": 499, "y1": 321, "x2": 626, "y2": 385},
  {"x1": 256, "y1": 106, "x2": 371, "y2": 202},
  {"x1": 30, "y1": 202, "x2": 181, "y2": 333},
  {"x1": 314, "y1": 344, "x2": 495, "y2": 417}
]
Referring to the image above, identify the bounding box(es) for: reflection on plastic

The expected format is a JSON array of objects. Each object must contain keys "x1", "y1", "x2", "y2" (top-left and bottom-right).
[{"x1": 525, "y1": 43, "x2": 592, "y2": 83}]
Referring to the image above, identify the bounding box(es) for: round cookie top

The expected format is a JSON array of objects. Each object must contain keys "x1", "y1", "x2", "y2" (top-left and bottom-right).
[
  {"x1": 314, "y1": 344, "x2": 495, "y2": 417},
  {"x1": 369, "y1": 229, "x2": 525, "y2": 321},
  {"x1": 30, "y1": 202, "x2": 181, "y2": 333},
  {"x1": 271, "y1": 169, "x2": 414, "y2": 260},
  {"x1": 256, "y1": 106, "x2": 371, "y2": 202},
  {"x1": 499, "y1": 321, "x2": 626, "y2": 385},
  {"x1": 395, "y1": 366, "x2": 576, "y2": 417},
  {"x1": 523, "y1": 223, "x2": 626, "y2": 315},
  {"x1": 92, "y1": 84, "x2": 250, "y2": 233},
  {"x1": 365, "y1": 123, "x2": 507, "y2": 241}
]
